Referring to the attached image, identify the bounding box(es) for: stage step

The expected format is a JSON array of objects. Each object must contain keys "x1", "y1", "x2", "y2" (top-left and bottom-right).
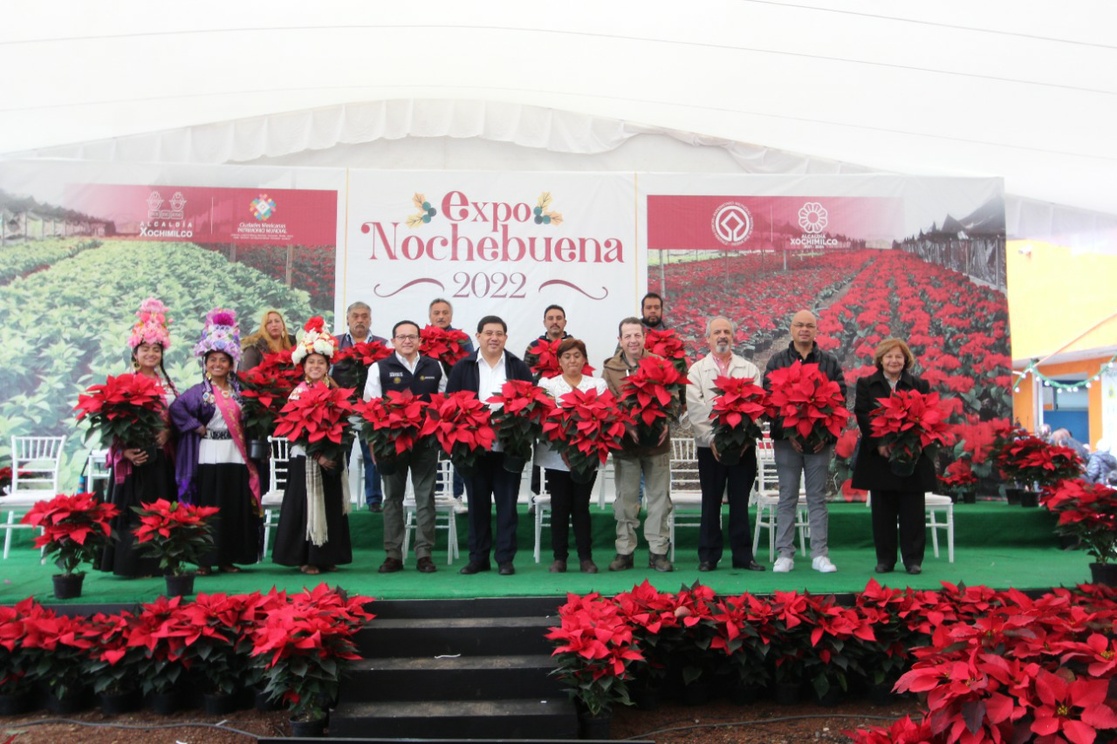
[{"x1": 332, "y1": 596, "x2": 577, "y2": 740}]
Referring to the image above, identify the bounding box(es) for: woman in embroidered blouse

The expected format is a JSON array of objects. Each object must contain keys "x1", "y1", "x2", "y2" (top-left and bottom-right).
[
  {"x1": 169, "y1": 309, "x2": 261, "y2": 574},
  {"x1": 271, "y1": 321, "x2": 353, "y2": 575},
  {"x1": 535, "y1": 338, "x2": 606, "y2": 574},
  {"x1": 99, "y1": 298, "x2": 180, "y2": 577}
]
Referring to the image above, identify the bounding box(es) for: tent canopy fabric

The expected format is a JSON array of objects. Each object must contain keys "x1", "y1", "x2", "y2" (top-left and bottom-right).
[{"x1": 2, "y1": 1, "x2": 1115, "y2": 246}]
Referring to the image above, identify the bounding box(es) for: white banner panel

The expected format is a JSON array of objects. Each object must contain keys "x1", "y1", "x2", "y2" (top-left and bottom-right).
[{"x1": 343, "y1": 172, "x2": 642, "y2": 368}]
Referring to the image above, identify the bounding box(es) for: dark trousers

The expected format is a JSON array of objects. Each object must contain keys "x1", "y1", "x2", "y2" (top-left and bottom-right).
[
  {"x1": 359, "y1": 439, "x2": 382, "y2": 506},
  {"x1": 870, "y1": 489, "x2": 926, "y2": 568},
  {"x1": 546, "y1": 468, "x2": 597, "y2": 561},
  {"x1": 465, "y1": 451, "x2": 522, "y2": 565},
  {"x1": 696, "y1": 446, "x2": 757, "y2": 566}
]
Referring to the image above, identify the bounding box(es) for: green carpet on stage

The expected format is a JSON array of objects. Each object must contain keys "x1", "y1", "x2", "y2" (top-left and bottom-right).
[{"x1": 0, "y1": 501, "x2": 1089, "y2": 607}]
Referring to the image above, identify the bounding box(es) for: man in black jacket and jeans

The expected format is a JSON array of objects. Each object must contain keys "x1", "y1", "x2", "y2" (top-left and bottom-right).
[
  {"x1": 447, "y1": 316, "x2": 533, "y2": 576},
  {"x1": 762, "y1": 309, "x2": 847, "y2": 574}
]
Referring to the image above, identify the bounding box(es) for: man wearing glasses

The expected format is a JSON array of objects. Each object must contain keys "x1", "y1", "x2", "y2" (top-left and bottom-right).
[
  {"x1": 363, "y1": 320, "x2": 447, "y2": 574},
  {"x1": 447, "y1": 316, "x2": 533, "y2": 576},
  {"x1": 762, "y1": 309, "x2": 847, "y2": 574}
]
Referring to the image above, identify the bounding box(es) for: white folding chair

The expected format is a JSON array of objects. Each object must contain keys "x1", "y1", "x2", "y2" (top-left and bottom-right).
[
  {"x1": 3, "y1": 436, "x2": 67, "y2": 558},
  {"x1": 533, "y1": 475, "x2": 552, "y2": 563},
  {"x1": 751, "y1": 441, "x2": 809, "y2": 561},
  {"x1": 85, "y1": 448, "x2": 111, "y2": 497},
  {"x1": 667, "y1": 437, "x2": 704, "y2": 562},
  {"x1": 925, "y1": 494, "x2": 955, "y2": 562},
  {"x1": 594, "y1": 453, "x2": 615, "y2": 510},
  {"x1": 402, "y1": 458, "x2": 460, "y2": 565},
  {"x1": 260, "y1": 436, "x2": 291, "y2": 558}
]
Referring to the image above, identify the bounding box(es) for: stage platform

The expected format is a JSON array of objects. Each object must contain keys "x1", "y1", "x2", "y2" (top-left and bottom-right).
[{"x1": 0, "y1": 499, "x2": 1092, "y2": 607}]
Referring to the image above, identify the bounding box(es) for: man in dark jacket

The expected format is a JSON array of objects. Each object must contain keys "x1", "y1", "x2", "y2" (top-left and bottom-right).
[
  {"x1": 762, "y1": 309, "x2": 847, "y2": 574},
  {"x1": 447, "y1": 316, "x2": 533, "y2": 576},
  {"x1": 363, "y1": 320, "x2": 446, "y2": 575}
]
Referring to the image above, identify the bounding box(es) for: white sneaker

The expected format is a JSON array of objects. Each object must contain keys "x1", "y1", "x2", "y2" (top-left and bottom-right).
[
  {"x1": 812, "y1": 556, "x2": 838, "y2": 573},
  {"x1": 773, "y1": 556, "x2": 794, "y2": 573},
  {"x1": 452, "y1": 498, "x2": 468, "y2": 514}
]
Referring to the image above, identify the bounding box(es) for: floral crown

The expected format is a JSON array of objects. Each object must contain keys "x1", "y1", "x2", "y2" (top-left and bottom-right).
[
  {"x1": 291, "y1": 316, "x2": 337, "y2": 365},
  {"x1": 128, "y1": 297, "x2": 172, "y2": 350},
  {"x1": 193, "y1": 308, "x2": 242, "y2": 368}
]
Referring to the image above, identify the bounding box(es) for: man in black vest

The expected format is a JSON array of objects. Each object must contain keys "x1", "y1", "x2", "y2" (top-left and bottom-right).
[{"x1": 362, "y1": 320, "x2": 446, "y2": 574}]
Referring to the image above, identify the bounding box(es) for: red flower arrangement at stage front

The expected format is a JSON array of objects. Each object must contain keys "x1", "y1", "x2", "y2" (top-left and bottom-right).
[
  {"x1": 997, "y1": 434, "x2": 1083, "y2": 489},
  {"x1": 524, "y1": 337, "x2": 597, "y2": 379},
  {"x1": 420, "y1": 325, "x2": 471, "y2": 368},
  {"x1": 868, "y1": 389, "x2": 954, "y2": 475},
  {"x1": 1041, "y1": 479, "x2": 1117, "y2": 565},
  {"x1": 643, "y1": 328, "x2": 689, "y2": 377},
  {"x1": 765, "y1": 361, "x2": 850, "y2": 450},
  {"x1": 353, "y1": 390, "x2": 431, "y2": 472},
  {"x1": 542, "y1": 388, "x2": 632, "y2": 480},
  {"x1": 709, "y1": 375, "x2": 768, "y2": 464},
  {"x1": 272, "y1": 383, "x2": 357, "y2": 465},
  {"x1": 238, "y1": 349, "x2": 304, "y2": 440},
  {"x1": 74, "y1": 372, "x2": 167, "y2": 448},
  {"x1": 133, "y1": 499, "x2": 220, "y2": 577},
  {"x1": 421, "y1": 391, "x2": 495, "y2": 475},
  {"x1": 619, "y1": 356, "x2": 687, "y2": 447},
  {"x1": 21, "y1": 492, "x2": 119, "y2": 577},
  {"x1": 487, "y1": 380, "x2": 556, "y2": 466}
]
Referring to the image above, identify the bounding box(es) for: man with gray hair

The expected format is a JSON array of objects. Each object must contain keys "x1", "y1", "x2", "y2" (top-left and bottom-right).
[{"x1": 687, "y1": 316, "x2": 765, "y2": 572}]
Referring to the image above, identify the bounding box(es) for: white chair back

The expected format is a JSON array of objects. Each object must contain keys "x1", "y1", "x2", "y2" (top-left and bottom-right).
[
  {"x1": 10, "y1": 436, "x2": 66, "y2": 497},
  {"x1": 268, "y1": 436, "x2": 291, "y2": 495}
]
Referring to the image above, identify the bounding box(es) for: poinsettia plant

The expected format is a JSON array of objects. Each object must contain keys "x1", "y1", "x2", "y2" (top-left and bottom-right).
[
  {"x1": 133, "y1": 499, "x2": 220, "y2": 576},
  {"x1": 542, "y1": 388, "x2": 632, "y2": 480},
  {"x1": 422, "y1": 391, "x2": 495, "y2": 474},
  {"x1": 619, "y1": 356, "x2": 687, "y2": 446},
  {"x1": 272, "y1": 383, "x2": 357, "y2": 465},
  {"x1": 74, "y1": 372, "x2": 167, "y2": 448},
  {"x1": 238, "y1": 349, "x2": 303, "y2": 441},
  {"x1": 487, "y1": 380, "x2": 556, "y2": 462},
  {"x1": 1041, "y1": 479, "x2": 1117, "y2": 564},
  {"x1": 0, "y1": 466, "x2": 12, "y2": 494},
  {"x1": 938, "y1": 459, "x2": 979, "y2": 500},
  {"x1": 126, "y1": 595, "x2": 196, "y2": 695},
  {"x1": 420, "y1": 325, "x2": 471, "y2": 369},
  {"x1": 0, "y1": 597, "x2": 49, "y2": 695},
  {"x1": 525, "y1": 338, "x2": 597, "y2": 380},
  {"x1": 330, "y1": 339, "x2": 393, "y2": 398},
  {"x1": 765, "y1": 361, "x2": 850, "y2": 450},
  {"x1": 998, "y1": 433, "x2": 1083, "y2": 489},
  {"x1": 20, "y1": 491, "x2": 119, "y2": 576},
  {"x1": 643, "y1": 328, "x2": 689, "y2": 377},
  {"x1": 23, "y1": 610, "x2": 100, "y2": 701},
  {"x1": 709, "y1": 376, "x2": 768, "y2": 460},
  {"x1": 86, "y1": 610, "x2": 146, "y2": 696},
  {"x1": 353, "y1": 389, "x2": 432, "y2": 469},
  {"x1": 868, "y1": 389, "x2": 954, "y2": 473}
]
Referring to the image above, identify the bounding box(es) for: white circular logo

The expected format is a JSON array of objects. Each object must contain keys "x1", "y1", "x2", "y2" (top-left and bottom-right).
[
  {"x1": 798, "y1": 202, "x2": 828, "y2": 234},
  {"x1": 711, "y1": 203, "x2": 753, "y2": 246}
]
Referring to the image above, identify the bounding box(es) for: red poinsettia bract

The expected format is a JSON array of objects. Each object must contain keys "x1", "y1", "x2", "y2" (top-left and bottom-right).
[
  {"x1": 21, "y1": 492, "x2": 119, "y2": 575},
  {"x1": 419, "y1": 325, "x2": 471, "y2": 368},
  {"x1": 487, "y1": 380, "x2": 556, "y2": 460},
  {"x1": 74, "y1": 373, "x2": 167, "y2": 448},
  {"x1": 272, "y1": 383, "x2": 356, "y2": 463},
  {"x1": 422, "y1": 391, "x2": 495, "y2": 471},
  {"x1": 869, "y1": 389, "x2": 955, "y2": 465},
  {"x1": 542, "y1": 387, "x2": 632, "y2": 476},
  {"x1": 353, "y1": 389, "x2": 431, "y2": 460},
  {"x1": 765, "y1": 361, "x2": 850, "y2": 448}
]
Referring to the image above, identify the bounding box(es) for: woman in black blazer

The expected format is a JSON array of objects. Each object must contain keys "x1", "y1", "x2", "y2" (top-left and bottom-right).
[{"x1": 851, "y1": 338, "x2": 936, "y2": 575}]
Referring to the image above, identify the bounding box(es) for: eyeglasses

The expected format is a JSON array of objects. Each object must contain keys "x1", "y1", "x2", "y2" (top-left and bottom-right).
[{"x1": 393, "y1": 334, "x2": 419, "y2": 341}]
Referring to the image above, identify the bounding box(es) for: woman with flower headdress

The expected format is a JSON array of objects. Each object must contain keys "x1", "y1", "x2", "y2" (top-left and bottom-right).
[
  {"x1": 240, "y1": 308, "x2": 296, "y2": 372},
  {"x1": 98, "y1": 298, "x2": 180, "y2": 577},
  {"x1": 272, "y1": 317, "x2": 354, "y2": 574},
  {"x1": 169, "y1": 309, "x2": 261, "y2": 574}
]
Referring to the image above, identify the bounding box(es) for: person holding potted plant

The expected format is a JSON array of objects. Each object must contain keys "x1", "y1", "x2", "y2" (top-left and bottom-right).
[
  {"x1": 272, "y1": 317, "x2": 354, "y2": 575},
  {"x1": 99, "y1": 297, "x2": 181, "y2": 577},
  {"x1": 851, "y1": 338, "x2": 939, "y2": 575},
  {"x1": 536, "y1": 338, "x2": 606, "y2": 574},
  {"x1": 169, "y1": 309, "x2": 261, "y2": 575}
]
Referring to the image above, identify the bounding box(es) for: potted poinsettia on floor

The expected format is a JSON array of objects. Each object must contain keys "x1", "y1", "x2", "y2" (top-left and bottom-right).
[
  {"x1": 353, "y1": 389, "x2": 432, "y2": 476},
  {"x1": 618, "y1": 356, "x2": 688, "y2": 448},
  {"x1": 1041, "y1": 479, "x2": 1117, "y2": 586},
  {"x1": 867, "y1": 388, "x2": 954, "y2": 478},
  {"x1": 127, "y1": 595, "x2": 197, "y2": 714},
  {"x1": 542, "y1": 388, "x2": 632, "y2": 484},
  {"x1": 0, "y1": 597, "x2": 49, "y2": 715},
  {"x1": 487, "y1": 380, "x2": 556, "y2": 474},
  {"x1": 21, "y1": 491, "x2": 119, "y2": 599},
  {"x1": 133, "y1": 499, "x2": 220, "y2": 597},
  {"x1": 422, "y1": 391, "x2": 496, "y2": 477},
  {"x1": 708, "y1": 375, "x2": 768, "y2": 467},
  {"x1": 24, "y1": 608, "x2": 101, "y2": 714},
  {"x1": 87, "y1": 610, "x2": 146, "y2": 715},
  {"x1": 998, "y1": 433, "x2": 1083, "y2": 507},
  {"x1": 765, "y1": 361, "x2": 850, "y2": 453}
]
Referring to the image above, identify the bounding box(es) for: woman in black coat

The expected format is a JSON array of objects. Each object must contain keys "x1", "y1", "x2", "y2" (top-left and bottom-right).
[{"x1": 851, "y1": 338, "x2": 936, "y2": 575}]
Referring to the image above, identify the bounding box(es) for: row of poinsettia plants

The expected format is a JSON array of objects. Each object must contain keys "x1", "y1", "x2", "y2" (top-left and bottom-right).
[
  {"x1": 0, "y1": 584, "x2": 371, "y2": 723},
  {"x1": 547, "y1": 580, "x2": 1117, "y2": 743}
]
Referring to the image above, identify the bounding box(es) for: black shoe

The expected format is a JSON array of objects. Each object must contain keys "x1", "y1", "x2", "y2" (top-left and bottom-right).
[
  {"x1": 459, "y1": 561, "x2": 491, "y2": 575},
  {"x1": 906, "y1": 564, "x2": 922, "y2": 575},
  {"x1": 367, "y1": 503, "x2": 382, "y2": 513},
  {"x1": 698, "y1": 561, "x2": 717, "y2": 572},
  {"x1": 733, "y1": 560, "x2": 766, "y2": 572},
  {"x1": 416, "y1": 556, "x2": 437, "y2": 574},
  {"x1": 608, "y1": 553, "x2": 634, "y2": 571},
  {"x1": 648, "y1": 553, "x2": 674, "y2": 573},
  {"x1": 876, "y1": 563, "x2": 895, "y2": 574},
  {"x1": 378, "y1": 557, "x2": 403, "y2": 574},
  {"x1": 498, "y1": 562, "x2": 515, "y2": 576}
]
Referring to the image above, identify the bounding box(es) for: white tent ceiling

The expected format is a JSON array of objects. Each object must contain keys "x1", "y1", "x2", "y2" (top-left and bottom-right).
[{"x1": 3, "y1": 0, "x2": 1116, "y2": 245}]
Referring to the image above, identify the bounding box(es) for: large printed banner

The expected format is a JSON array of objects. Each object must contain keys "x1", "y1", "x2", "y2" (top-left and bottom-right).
[{"x1": 343, "y1": 172, "x2": 641, "y2": 367}]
